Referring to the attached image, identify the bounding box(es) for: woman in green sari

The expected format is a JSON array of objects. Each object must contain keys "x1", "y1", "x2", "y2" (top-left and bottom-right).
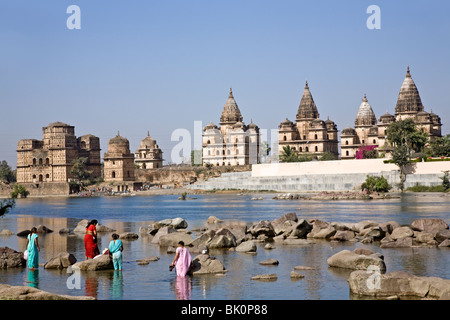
[
  {"x1": 26, "y1": 227, "x2": 40, "y2": 270},
  {"x1": 108, "y1": 233, "x2": 123, "y2": 270}
]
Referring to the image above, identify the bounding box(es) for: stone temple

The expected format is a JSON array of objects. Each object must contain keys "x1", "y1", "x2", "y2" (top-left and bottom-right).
[
  {"x1": 16, "y1": 122, "x2": 101, "y2": 184},
  {"x1": 103, "y1": 133, "x2": 135, "y2": 191},
  {"x1": 202, "y1": 88, "x2": 260, "y2": 166},
  {"x1": 278, "y1": 81, "x2": 339, "y2": 159},
  {"x1": 341, "y1": 66, "x2": 442, "y2": 159},
  {"x1": 134, "y1": 132, "x2": 163, "y2": 169}
]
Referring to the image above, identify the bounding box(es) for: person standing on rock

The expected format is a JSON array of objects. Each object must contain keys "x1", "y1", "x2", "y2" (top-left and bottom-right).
[
  {"x1": 108, "y1": 233, "x2": 123, "y2": 270},
  {"x1": 85, "y1": 220, "x2": 100, "y2": 260},
  {"x1": 26, "y1": 227, "x2": 40, "y2": 270},
  {"x1": 170, "y1": 241, "x2": 192, "y2": 277}
]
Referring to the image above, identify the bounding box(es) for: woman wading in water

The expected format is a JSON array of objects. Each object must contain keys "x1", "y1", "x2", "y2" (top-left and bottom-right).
[{"x1": 84, "y1": 219, "x2": 100, "y2": 260}]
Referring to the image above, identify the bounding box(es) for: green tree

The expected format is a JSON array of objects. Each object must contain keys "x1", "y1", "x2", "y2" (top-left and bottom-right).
[
  {"x1": 279, "y1": 146, "x2": 299, "y2": 162},
  {"x1": 386, "y1": 119, "x2": 428, "y2": 192},
  {"x1": 427, "y1": 135, "x2": 450, "y2": 157},
  {"x1": 70, "y1": 157, "x2": 93, "y2": 190},
  {"x1": 361, "y1": 175, "x2": 392, "y2": 193},
  {"x1": 0, "y1": 198, "x2": 15, "y2": 217},
  {"x1": 0, "y1": 160, "x2": 16, "y2": 183},
  {"x1": 319, "y1": 151, "x2": 337, "y2": 161},
  {"x1": 10, "y1": 184, "x2": 28, "y2": 198}
]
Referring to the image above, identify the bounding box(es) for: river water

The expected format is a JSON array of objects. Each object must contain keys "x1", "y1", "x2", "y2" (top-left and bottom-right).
[{"x1": 0, "y1": 192, "x2": 449, "y2": 300}]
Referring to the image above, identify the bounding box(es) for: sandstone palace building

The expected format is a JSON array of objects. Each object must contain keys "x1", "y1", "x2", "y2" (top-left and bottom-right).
[
  {"x1": 202, "y1": 89, "x2": 260, "y2": 166},
  {"x1": 16, "y1": 122, "x2": 101, "y2": 184},
  {"x1": 134, "y1": 132, "x2": 163, "y2": 169},
  {"x1": 341, "y1": 66, "x2": 442, "y2": 159},
  {"x1": 278, "y1": 81, "x2": 339, "y2": 159}
]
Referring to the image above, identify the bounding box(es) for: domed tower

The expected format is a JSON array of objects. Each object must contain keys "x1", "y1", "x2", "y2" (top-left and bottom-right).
[
  {"x1": 104, "y1": 132, "x2": 135, "y2": 183},
  {"x1": 395, "y1": 66, "x2": 424, "y2": 120},
  {"x1": 340, "y1": 126, "x2": 359, "y2": 159},
  {"x1": 202, "y1": 88, "x2": 260, "y2": 166},
  {"x1": 220, "y1": 88, "x2": 243, "y2": 136},
  {"x1": 135, "y1": 132, "x2": 163, "y2": 169},
  {"x1": 354, "y1": 94, "x2": 377, "y2": 145}
]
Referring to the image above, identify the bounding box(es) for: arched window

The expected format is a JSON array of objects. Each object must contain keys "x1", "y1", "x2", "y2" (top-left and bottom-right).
[
  {"x1": 315, "y1": 146, "x2": 318, "y2": 152},
  {"x1": 283, "y1": 136, "x2": 287, "y2": 141},
  {"x1": 346, "y1": 151, "x2": 349, "y2": 156},
  {"x1": 305, "y1": 147, "x2": 309, "y2": 152},
  {"x1": 345, "y1": 141, "x2": 349, "y2": 145},
  {"x1": 112, "y1": 171, "x2": 116, "y2": 178},
  {"x1": 38, "y1": 174, "x2": 43, "y2": 182},
  {"x1": 45, "y1": 174, "x2": 50, "y2": 181},
  {"x1": 207, "y1": 140, "x2": 210, "y2": 144},
  {"x1": 33, "y1": 158, "x2": 37, "y2": 165},
  {"x1": 45, "y1": 158, "x2": 50, "y2": 165},
  {"x1": 373, "y1": 139, "x2": 376, "y2": 144},
  {"x1": 314, "y1": 134, "x2": 318, "y2": 140},
  {"x1": 39, "y1": 158, "x2": 43, "y2": 165},
  {"x1": 299, "y1": 147, "x2": 303, "y2": 152}
]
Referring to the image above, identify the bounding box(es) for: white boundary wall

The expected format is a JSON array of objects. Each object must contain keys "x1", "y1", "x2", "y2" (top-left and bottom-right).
[{"x1": 252, "y1": 159, "x2": 450, "y2": 178}]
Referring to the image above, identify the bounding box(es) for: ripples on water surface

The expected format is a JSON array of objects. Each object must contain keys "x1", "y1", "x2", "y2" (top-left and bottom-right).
[{"x1": 0, "y1": 193, "x2": 449, "y2": 300}]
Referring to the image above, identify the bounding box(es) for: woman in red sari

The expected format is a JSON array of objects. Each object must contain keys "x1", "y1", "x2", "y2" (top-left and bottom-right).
[{"x1": 84, "y1": 219, "x2": 100, "y2": 259}]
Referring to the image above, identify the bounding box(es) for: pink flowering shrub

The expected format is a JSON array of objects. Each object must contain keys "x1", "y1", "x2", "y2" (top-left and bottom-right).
[{"x1": 355, "y1": 145, "x2": 377, "y2": 159}]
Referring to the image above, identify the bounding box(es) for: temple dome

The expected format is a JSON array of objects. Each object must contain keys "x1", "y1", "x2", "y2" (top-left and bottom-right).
[
  {"x1": 107, "y1": 133, "x2": 131, "y2": 156},
  {"x1": 355, "y1": 94, "x2": 377, "y2": 127},
  {"x1": 341, "y1": 126, "x2": 357, "y2": 136},
  {"x1": 395, "y1": 66, "x2": 424, "y2": 115},
  {"x1": 220, "y1": 88, "x2": 243, "y2": 124},
  {"x1": 297, "y1": 81, "x2": 319, "y2": 120}
]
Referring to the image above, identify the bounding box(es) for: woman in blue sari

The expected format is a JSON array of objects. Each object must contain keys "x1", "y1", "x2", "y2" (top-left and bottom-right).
[
  {"x1": 108, "y1": 233, "x2": 123, "y2": 270},
  {"x1": 26, "y1": 227, "x2": 40, "y2": 270}
]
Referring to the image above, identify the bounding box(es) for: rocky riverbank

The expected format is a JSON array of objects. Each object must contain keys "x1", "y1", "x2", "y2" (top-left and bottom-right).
[{"x1": 2, "y1": 214, "x2": 449, "y2": 300}]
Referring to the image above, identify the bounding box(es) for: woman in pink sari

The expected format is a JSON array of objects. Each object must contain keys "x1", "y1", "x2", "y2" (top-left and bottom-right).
[{"x1": 170, "y1": 241, "x2": 192, "y2": 277}]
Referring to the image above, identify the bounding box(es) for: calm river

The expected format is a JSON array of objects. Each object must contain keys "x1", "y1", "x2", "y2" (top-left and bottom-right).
[{"x1": 0, "y1": 192, "x2": 449, "y2": 300}]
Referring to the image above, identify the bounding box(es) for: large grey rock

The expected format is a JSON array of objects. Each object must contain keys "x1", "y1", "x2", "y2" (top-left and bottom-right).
[
  {"x1": 435, "y1": 229, "x2": 450, "y2": 244},
  {"x1": 236, "y1": 240, "x2": 257, "y2": 253},
  {"x1": 72, "y1": 254, "x2": 114, "y2": 271},
  {"x1": 44, "y1": 252, "x2": 77, "y2": 269},
  {"x1": 353, "y1": 220, "x2": 378, "y2": 233},
  {"x1": 411, "y1": 218, "x2": 448, "y2": 234},
  {"x1": 348, "y1": 270, "x2": 450, "y2": 299},
  {"x1": 307, "y1": 226, "x2": 336, "y2": 239},
  {"x1": 286, "y1": 219, "x2": 313, "y2": 238},
  {"x1": 390, "y1": 226, "x2": 414, "y2": 240},
  {"x1": 248, "y1": 220, "x2": 276, "y2": 238},
  {"x1": 0, "y1": 247, "x2": 25, "y2": 269},
  {"x1": 118, "y1": 232, "x2": 139, "y2": 240},
  {"x1": 190, "y1": 254, "x2": 227, "y2": 275},
  {"x1": 333, "y1": 230, "x2": 356, "y2": 241},
  {"x1": 73, "y1": 219, "x2": 115, "y2": 233},
  {"x1": 0, "y1": 283, "x2": 95, "y2": 300},
  {"x1": 158, "y1": 232, "x2": 194, "y2": 247},
  {"x1": 327, "y1": 249, "x2": 386, "y2": 272},
  {"x1": 151, "y1": 226, "x2": 176, "y2": 244},
  {"x1": 191, "y1": 228, "x2": 237, "y2": 249},
  {"x1": 380, "y1": 237, "x2": 413, "y2": 248},
  {"x1": 158, "y1": 217, "x2": 188, "y2": 229}
]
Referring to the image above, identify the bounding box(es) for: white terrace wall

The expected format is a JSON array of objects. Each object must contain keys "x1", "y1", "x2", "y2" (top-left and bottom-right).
[{"x1": 188, "y1": 159, "x2": 450, "y2": 192}]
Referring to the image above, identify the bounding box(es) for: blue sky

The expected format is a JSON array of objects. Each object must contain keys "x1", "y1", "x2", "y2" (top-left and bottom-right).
[{"x1": 1, "y1": 0, "x2": 449, "y2": 167}]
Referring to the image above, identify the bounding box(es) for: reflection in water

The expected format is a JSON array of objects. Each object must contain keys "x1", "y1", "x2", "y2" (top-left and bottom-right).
[
  {"x1": 26, "y1": 269, "x2": 39, "y2": 288},
  {"x1": 172, "y1": 276, "x2": 192, "y2": 300},
  {"x1": 85, "y1": 274, "x2": 99, "y2": 298},
  {"x1": 110, "y1": 270, "x2": 124, "y2": 300}
]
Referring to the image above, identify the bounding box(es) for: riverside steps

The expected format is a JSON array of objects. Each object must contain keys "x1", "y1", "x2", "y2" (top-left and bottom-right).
[{"x1": 187, "y1": 159, "x2": 450, "y2": 192}]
